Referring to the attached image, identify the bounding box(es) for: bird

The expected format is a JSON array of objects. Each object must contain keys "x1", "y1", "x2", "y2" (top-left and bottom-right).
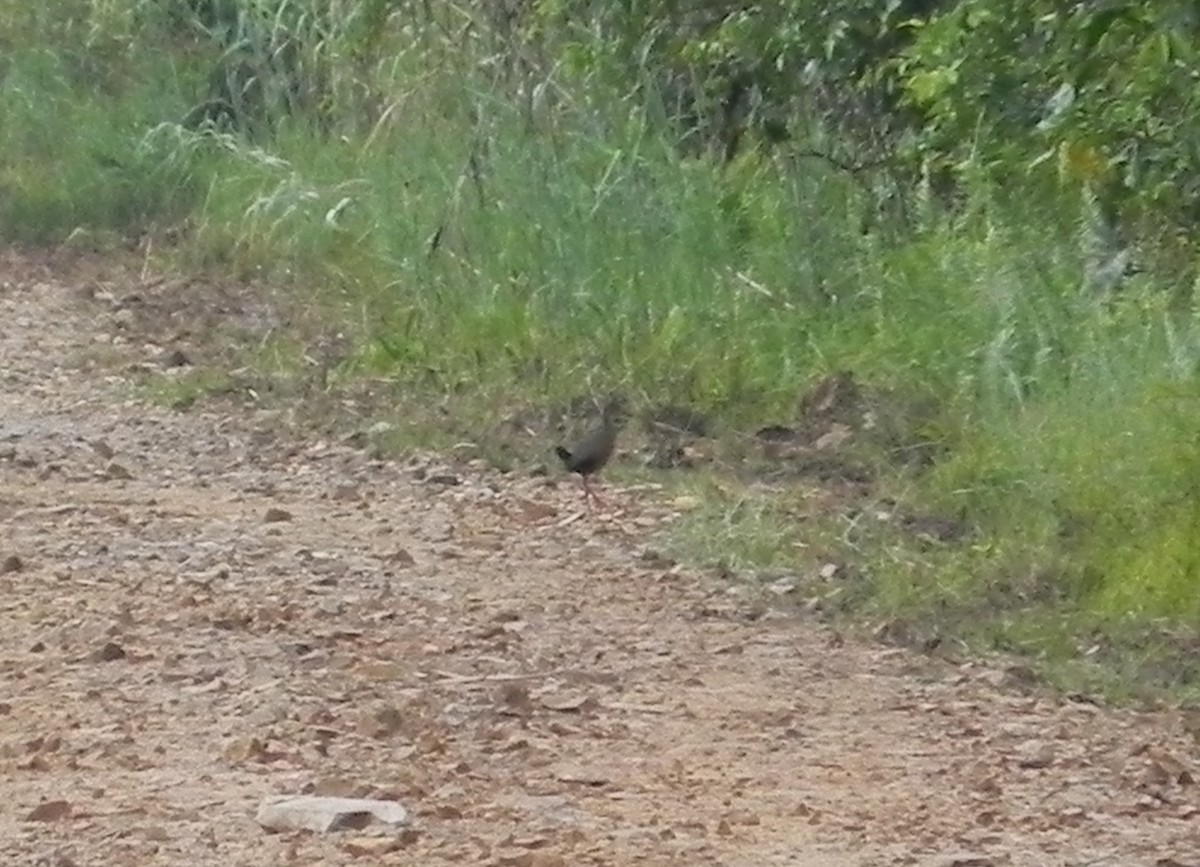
[{"x1": 554, "y1": 397, "x2": 624, "y2": 508}]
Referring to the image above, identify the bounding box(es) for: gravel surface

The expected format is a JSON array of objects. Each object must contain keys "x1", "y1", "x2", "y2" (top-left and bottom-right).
[{"x1": 2, "y1": 248, "x2": 1199, "y2": 866}]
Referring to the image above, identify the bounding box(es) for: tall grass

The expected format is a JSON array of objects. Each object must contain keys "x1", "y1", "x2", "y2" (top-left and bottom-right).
[
  {"x1": 5, "y1": 0, "x2": 1200, "y2": 692},
  {"x1": 0, "y1": 3, "x2": 209, "y2": 239}
]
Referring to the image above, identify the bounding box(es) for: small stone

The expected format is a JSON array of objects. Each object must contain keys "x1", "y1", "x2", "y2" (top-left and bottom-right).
[
  {"x1": 539, "y1": 691, "x2": 598, "y2": 713},
  {"x1": 1015, "y1": 741, "x2": 1055, "y2": 769},
  {"x1": 433, "y1": 803, "x2": 463, "y2": 820},
  {"x1": 425, "y1": 472, "x2": 461, "y2": 486},
  {"x1": 331, "y1": 484, "x2": 360, "y2": 502},
  {"x1": 388, "y1": 548, "x2": 416, "y2": 567},
  {"x1": 263, "y1": 507, "x2": 294, "y2": 523},
  {"x1": 497, "y1": 684, "x2": 535, "y2": 718},
  {"x1": 93, "y1": 641, "x2": 127, "y2": 662},
  {"x1": 104, "y1": 461, "x2": 133, "y2": 480},
  {"x1": 637, "y1": 549, "x2": 675, "y2": 569},
  {"x1": 26, "y1": 800, "x2": 72, "y2": 822},
  {"x1": 552, "y1": 765, "x2": 610, "y2": 786},
  {"x1": 160, "y1": 348, "x2": 191, "y2": 368},
  {"x1": 357, "y1": 704, "x2": 404, "y2": 739},
  {"x1": 0, "y1": 554, "x2": 22, "y2": 574},
  {"x1": 766, "y1": 576, "x2": 796, "y2": 596},
  {"x1": 255, "y1": 795, "x2": 410, "y2": 834}
]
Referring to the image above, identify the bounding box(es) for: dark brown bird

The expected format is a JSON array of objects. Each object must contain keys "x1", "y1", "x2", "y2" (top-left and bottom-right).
[{"x1": 555, "y1": 398, "x2": 623, "y2": 508}]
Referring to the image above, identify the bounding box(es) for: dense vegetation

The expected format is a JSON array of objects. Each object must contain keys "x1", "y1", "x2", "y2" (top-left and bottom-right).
[{"x1": 4, "y1": 0, "x2": 1200, "y2": 698}]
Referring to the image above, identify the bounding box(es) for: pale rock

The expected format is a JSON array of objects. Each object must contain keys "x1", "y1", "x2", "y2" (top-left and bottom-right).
[{"x1": 256, "y1": 795, "x2": 410, "y2": 834}]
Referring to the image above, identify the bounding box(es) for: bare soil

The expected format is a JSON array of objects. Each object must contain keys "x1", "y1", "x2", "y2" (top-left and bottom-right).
[{"x1": 2, "y1": 248, "x2": 1199, "y2": 866}]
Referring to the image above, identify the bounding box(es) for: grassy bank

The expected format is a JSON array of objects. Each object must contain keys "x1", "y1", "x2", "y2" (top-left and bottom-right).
[{"x1": 4, "y1": 1, "x2": 1200, "y2": 700}]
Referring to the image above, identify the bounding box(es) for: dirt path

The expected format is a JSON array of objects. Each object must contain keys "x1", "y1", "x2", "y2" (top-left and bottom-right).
[{"x1": 2, "y1": 249, "x2": 1198, "y2": 866}]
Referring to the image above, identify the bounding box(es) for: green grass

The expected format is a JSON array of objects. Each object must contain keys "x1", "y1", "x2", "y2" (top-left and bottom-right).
[
  {"x1": 0, "y1": 5, "x2": 208, "y2": 240},
  {"x1": 5, "y1": 0, "x2": 1200, "y2": 701}
]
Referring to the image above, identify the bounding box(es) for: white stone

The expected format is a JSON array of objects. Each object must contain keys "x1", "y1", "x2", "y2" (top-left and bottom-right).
[{"x1": 255, "y1": 795, "x2": 410, "y2": 834}]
